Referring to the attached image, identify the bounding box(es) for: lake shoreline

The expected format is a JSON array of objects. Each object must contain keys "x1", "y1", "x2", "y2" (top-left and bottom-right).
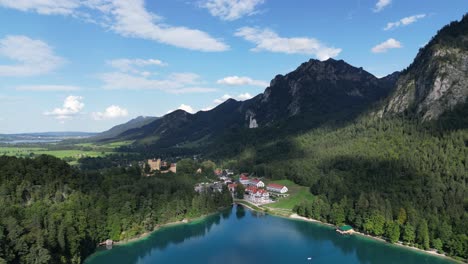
[
  {"x1": 284, "y1": 212, "x2": 460, "y2": 263},
  {"x1": 236, "y1": 200, "x2": 460, "y2": 263},
  {"x1": 105, "y1": 209, "x2": 228, "y2": 247}
]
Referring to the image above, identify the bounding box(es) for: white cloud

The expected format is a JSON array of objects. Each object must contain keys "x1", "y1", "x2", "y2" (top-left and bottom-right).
[
  {"x1": 371, "y1": 38, "x2": 402, "y2": 53},
  {"x1": 15, "y1": 85, "x2": 80, "y2": 91},
  {"x1": 0, "y1": 0, "x2": 79, "y2": 15},
  {"x1": 373, "y1": 0, "x2": 391, "y2": 12},
  {"x1": 99, "y1": 71, "x2": 217, "y2": 93},
  {"x1": 0, "y1": 35, "x2": 64, "y2": 76},
  {"x1": 384, "y1": 14, "x2": 426, "y2": 30},
  {"x1": 177, "y1": 104, "x2": 194, "y2": 113},
  {"x1": 108, "y1": 58, "x2": 167, "y2": 73},
  {"x1": 235, "y1": 27, "x2": 341, "y2": 60},
  {"x1": 200, "y1": 0, "x2": 264, "y2": 21},
  {"x1": 217, "y1": 76, "x2": 268, "y2": 87},
  {"x1": 237, "y1": 92, "x2": 253, "y2": 100},
  {"x1": 213, "y1": 93, "x2": 253, "y2": 104},
  {"x1": 167, "y1": 104, "x2": 195, "y2": 114},
  {"x1": 92, "y1": 105, "x2": 128, "y2": 120},
  {"x1": 202, "y1": 92, "x2": 254, "y2": 112},
  {"x1": 0, "y1": 0, "x2": 229, "y2": 52},
  {"x1": 44, "y1": 95, "x2": 84, "y2": 120}
]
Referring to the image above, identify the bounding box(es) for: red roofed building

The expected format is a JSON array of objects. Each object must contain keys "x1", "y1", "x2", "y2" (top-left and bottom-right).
[
  {"x1": 247, "y1": 188, "x2": 270, "y2": 203},
  {"x1": 240, "y1": 175, "x2": 250, "y2": 185},
  {"x1": 249, "y1": 178, "x2": 265, "y2": 188},
  {"x1": 245, "y1": 186, "x2": 257, "y2": 194},
  {"x1": 228, "y1": 183, "x2": 238, "y2": 192},
  {"x1": 267, "y1": 183, "x2": 288, "y2": 194}
]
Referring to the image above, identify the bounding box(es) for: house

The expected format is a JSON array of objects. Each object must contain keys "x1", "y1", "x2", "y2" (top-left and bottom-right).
[
  {"x1": 147, "y1": 158, "x2": 161, "y2": 171},
  {"x1": 266, "y1": 183, "x2": 288, "y2": 194},
  {"x1": 249, "y1": 179, "x2": 265, "y2": 188},
  {"x1": 214, "y1": 169, "x2": 223, "y2": 176},
  {"x1": 247, "y1": 188, "x2": 270, "y2": 203},
  {"x1": 245, "y1": 185, "x2": 257, "y2": 194},
  {"x1": 228, "y1": 183, "x2": 238, "y2": 192},
  {"x1": 196, "y1": 168, "x2": 202, "y2": 174},
  {"x1": 240, "y1": 175, "x2": 250, "y2": 185},
  {"x1": 336, "y1": 225, "x2": 354, "y2": 235}
]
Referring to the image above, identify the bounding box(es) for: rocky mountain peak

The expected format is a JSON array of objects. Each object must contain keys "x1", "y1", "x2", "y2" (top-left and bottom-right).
[{"x1": 377, "y1": 14, "x2": 468, "y2": 120}]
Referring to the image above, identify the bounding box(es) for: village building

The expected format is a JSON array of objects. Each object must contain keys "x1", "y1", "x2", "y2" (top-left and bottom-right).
[
  {"x1": 245, "y1": 186, "x2": 270, "y2": 204},
  {"x1": 248, "y1": 178, "x2": 265, "y2": 188},
  {"x1": 214, "y1": 169, "x2": 223, "y2": 176},
  {"x1": 266, "y1": 183, "x2": 288, "y2": 194},
  {"x1": 196, "y1": 168, "x2": 202, "y2": 174},
  {"x1": 147, "y1": 158, "x2": 161, "y2": 171},
  {"x1": 240, "y1": 175, "x2": 250, "y2": 185},
  {"x1": 228, "y1": 183, "x2": 238, "y2": 192}
]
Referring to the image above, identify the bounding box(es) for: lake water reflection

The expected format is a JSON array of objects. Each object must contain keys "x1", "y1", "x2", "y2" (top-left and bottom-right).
[{"x1": 85, "y1": 205, "x2": 454, "y2": 264}]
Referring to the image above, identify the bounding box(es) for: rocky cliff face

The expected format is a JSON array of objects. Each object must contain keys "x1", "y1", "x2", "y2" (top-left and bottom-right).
[
  {"x1": 245, "y1": 58, "x2": 396, "y2": 127},
  {"x1": 378, "y1": 15, "x2": 468, "y2": 120}
]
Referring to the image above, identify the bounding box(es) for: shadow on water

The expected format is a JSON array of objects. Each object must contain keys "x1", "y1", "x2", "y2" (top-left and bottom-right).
[{"x1": 85, "y1": 209, "x2": 228, "y2": 263}]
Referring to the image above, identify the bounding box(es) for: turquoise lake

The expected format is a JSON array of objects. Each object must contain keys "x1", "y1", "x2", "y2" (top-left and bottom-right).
[{"x1": 85, "y1": 205, "x2": 455, "y2": 264}]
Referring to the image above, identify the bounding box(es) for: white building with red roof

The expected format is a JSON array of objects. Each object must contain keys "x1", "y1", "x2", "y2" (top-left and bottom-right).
[
  {"x1": 249, "y1": 178, "x2": 265, "y2": 188},
  {"x1": 267, "y1": 183, "x2": 288, "y2": 194},
  {"x1": 248, "y1": 188, "x2": 270, "y2": 203},
  {"x1": 239, "y1": 174, "x2": 250, "y2": 185}
]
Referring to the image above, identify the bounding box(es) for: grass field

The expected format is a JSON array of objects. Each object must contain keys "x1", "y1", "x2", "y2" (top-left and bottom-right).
[
  {"x1": 265, "y1": 179, "x2": 315, "y2": 211},
  {"x1": 0, "y1": 146, "x2": 111, "y2": 159}
]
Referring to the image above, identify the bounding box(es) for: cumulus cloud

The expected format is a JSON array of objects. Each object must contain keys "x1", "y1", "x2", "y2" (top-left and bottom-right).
[
  {"x1": 0, "y1": 0, "x2": 79, "y2": 15},
  {"x1": 201, "y1": 92, "x2": 254, "y2": 112},
  {"x1": 371, "y1": 38, "x2": 402, "y2": 53},
  {"x1": 235, "y1": 27, "x2": 341, "y2": 60},
  {"x1": 384, "y1": 14, "x2": 426, "y2": 30},
  {"x1": 200, "y1": 0, "x2": 265, "y2": 21},
  {"x1": 44, "y1": 95, "x2": 84, "y2": 120},
  {"x1": 166, "y1": 104, "x2": 195, "y2": 114},
  {"x1": 373, "y1": 0, "x2": 391, "y2": 12},
  {"x1": 0, "y1": 35, "x2": 64, "y2": 76},
  {"x1": 0, "y1": 0, "x2": 229, "y2": 52},
  {"x1": 92, "y1": 105, "x2": 128, "y2": 120},
  {"x1": 217, "y1": 76, "x2": 268, "y2": 87},
  {"x1": 15, "y1": 85, "x2": 80, "y2": 91},
  {"x1": 108, "y1": 58, "x2": 166, "y2": 74},
  {"x1": 99, "y1": 71, "x2": 217, "y2": 94}
]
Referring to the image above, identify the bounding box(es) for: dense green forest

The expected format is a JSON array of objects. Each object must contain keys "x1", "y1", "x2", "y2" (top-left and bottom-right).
[
  {"x1": 214, "y1": 116, "x2": 467, "y2": 259},
  {"x1": 0, "y1": 155, "x2": 232, "y2": 264}
]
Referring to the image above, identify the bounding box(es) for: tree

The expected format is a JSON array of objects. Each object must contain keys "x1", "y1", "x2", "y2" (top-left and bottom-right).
[
  {"x1": 386, "y1": 221, "x2": 400, "y2": 243},
  {"x1": 397, "y1": 208, "x2": 407, "y2": 225},
  {"x1": 364, "y1": 212, "x2": 385, "y2": 236},
  {"x1": 235, "y1": 184, "x2": 245, "y2": 199},
  {"x1": 403, "y1": 224, "x2": 415, "y2": 244},
  {"x1": 417, "y1": 220, "x2": 430, "y2": 250},
  {"x1": 330, "y1": 203, "x2": 345, "y2": 225},
  {"x1": 432, "y1": 238, "x2": 443, "y2": 252}
]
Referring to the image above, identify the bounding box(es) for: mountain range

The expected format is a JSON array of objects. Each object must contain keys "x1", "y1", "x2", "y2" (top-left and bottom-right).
[{"x1": 91, "y1": 14, "x2": 467, "y2": 155}]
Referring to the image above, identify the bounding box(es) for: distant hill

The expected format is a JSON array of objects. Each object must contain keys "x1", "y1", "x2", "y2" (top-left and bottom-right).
[{"x1": 90, "y1": 116, "x2": 159, "y2": 141}]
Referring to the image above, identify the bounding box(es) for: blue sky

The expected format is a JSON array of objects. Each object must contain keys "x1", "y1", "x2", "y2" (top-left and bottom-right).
[{"x1": 0, "y1": 0, "x2": 466, "y2": 133}]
